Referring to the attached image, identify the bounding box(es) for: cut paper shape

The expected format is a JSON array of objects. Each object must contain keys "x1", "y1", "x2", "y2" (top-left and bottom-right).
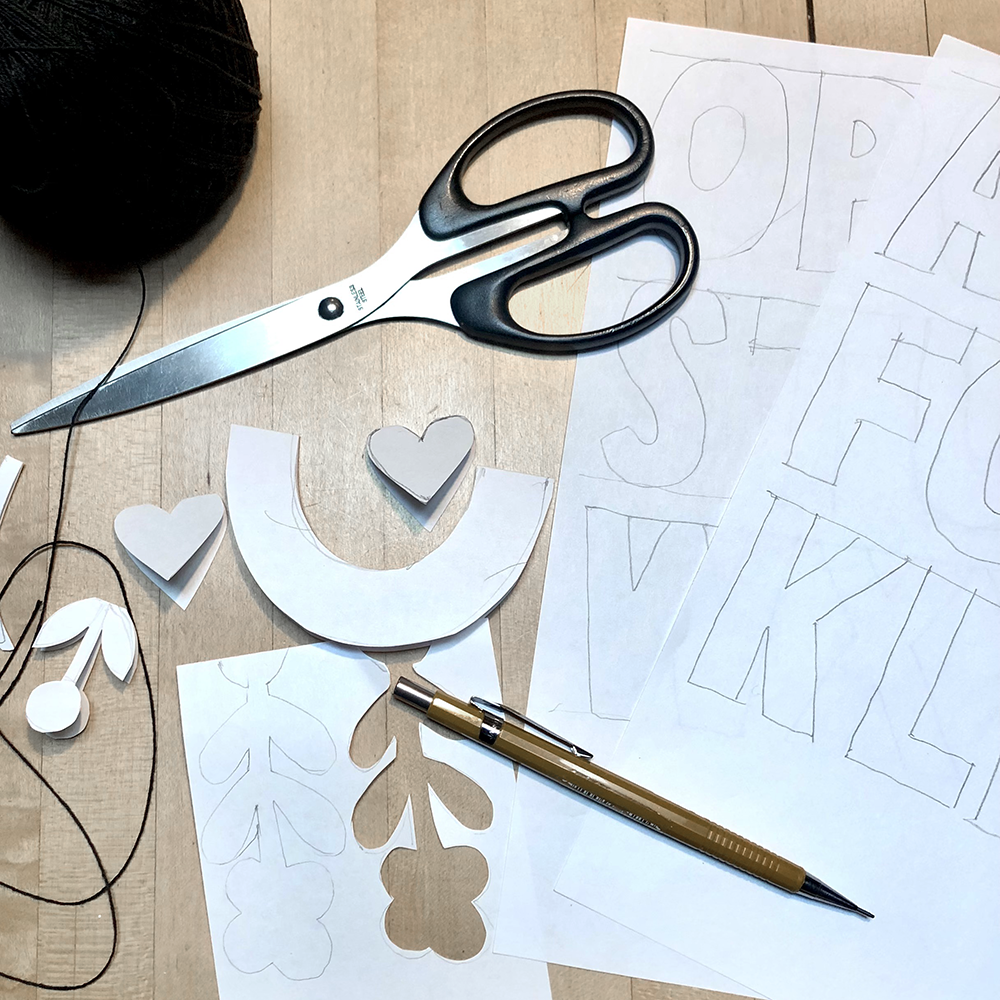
[
  {"x1": 226, "y1": 425, "x2": 553, "y2": 649},
  {"x1": 0, "y1": 455, "x2": 24, "y2": 651},
  {"x1": 367, "y1": 415, "x2": 475, "y2": 504},
  {"x1": 351, "y1": 627, "x2": 501, "y2": 960},
  {"x1": 176, "y1": 625, "x2": 552, "y2": 999},
  {"x1": 25, "y1": 597, "x2": 137, "y2": 738},
  {"x1": 115, "y1": 494, "x2": 226, "y2": 608},
  {"x1": 0, "y1": 455, "x2": 22, "y2": 523}
]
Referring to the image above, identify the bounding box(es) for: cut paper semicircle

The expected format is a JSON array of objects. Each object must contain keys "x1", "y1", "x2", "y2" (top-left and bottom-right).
[{"x1": 225, "y1": 425, "x2": 554, "y2": 649}]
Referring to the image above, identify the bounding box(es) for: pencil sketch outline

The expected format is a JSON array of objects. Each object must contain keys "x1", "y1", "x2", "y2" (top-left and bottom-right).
[
  {"x1": 966, "y1": 759, "x2": 1000, "y2": 838},
  {"x1": 640, "y1": 51, "x2": 921, "y2": 275},
  {"x1": 645, "y1": 57, "x2": 790, "y2": 259},
  {"x1": 845, "y1": 572, "x2": 977, "y2": 809},
  {"x1": 603, "y1": 283, "x2": 813, "y2": 491},
  {"x1": 687, "y1": 492, "x2": 1000, "y2": 830},
  {"x1": 198, "y1": 650, "x2": 344, "y2": 980},
  {"x1": 688, "y1": 493, "x2": 911, "y2": 738},
  {"x1": 924, "y1": 358, "x2": 1000, "y2": 565},
  {"x1": 585, "y1": 503, "x2": 713, "y2": 719},
  {"x1": 881, "y1": 91, "x2": 1000, "y2": 301},
  {"x1": 974, "y1": 148, "x2": 1000, "y2": 198},
  {"x1": 784, "y1": 283, "x2": 982, "y2": 485},
  {"x1": 797, "y1": 71, "x2": 913, "y2": 272}
]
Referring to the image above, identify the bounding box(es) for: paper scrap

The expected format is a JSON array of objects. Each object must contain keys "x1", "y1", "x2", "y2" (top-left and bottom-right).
[
  {"x1": 114, "y1": 494, "x2": 226, "y2": 609},
  {"x1": 557, "y1": 49, "x2": 1000, "y2": 1000},
  {"x1": 177, "y1": 620, "x2": 551, "y2": 999},
  {"x1": 26, "y1": 597, "x2": 137, "y2": 738},
  {"x1": 226, "y1": 424, "x2": 553, "y2": 649},
  {"x1": 496, "y1": 19, "x2": 929, "y2": 988}
]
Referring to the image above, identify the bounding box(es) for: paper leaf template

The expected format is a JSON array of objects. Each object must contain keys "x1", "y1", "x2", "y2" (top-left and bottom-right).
[
  {"x1": 366, "y1": 415, "x2": 475, "y2": 504},
  {"x1": 197, "y1": 649, "x2": 345, "y2": 980},
  {"x1": 32, "y1": 596, "x2": 107, "y2": 650},
  {"x1": 226, "y1": 424, "x2": 553, "y2": 648},
  {"x1": 99, "y1": 604, "x2": 139, "y2": 681}
]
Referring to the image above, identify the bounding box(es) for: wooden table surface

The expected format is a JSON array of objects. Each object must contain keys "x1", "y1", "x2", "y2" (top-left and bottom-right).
[{"x1": 1, "y1": 2, "x2": 997, "y2": 998}]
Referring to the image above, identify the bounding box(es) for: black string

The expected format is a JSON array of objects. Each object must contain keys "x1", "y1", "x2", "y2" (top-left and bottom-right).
[{"x1": 0, "y1": 268, "x2": 156, "y2": 990}]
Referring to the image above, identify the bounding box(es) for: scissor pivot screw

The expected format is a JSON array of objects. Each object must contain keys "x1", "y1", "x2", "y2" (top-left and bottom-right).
[{"x1": 318, "y1": 297, "x2": 344, "y2": 320}]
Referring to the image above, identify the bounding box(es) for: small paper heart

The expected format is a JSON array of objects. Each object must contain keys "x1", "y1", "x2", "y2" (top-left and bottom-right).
[
  {"x1": 115, "y1": 494, "x2": 225, "y2": 581},
  {"x1": 366, "y1": 416, "x2": 475, "y2": 504}
]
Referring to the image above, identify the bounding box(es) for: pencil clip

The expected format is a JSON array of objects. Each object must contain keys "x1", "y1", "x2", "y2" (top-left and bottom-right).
[{"x1": 470, "y1": 697, "x2": 593, "y2": 759}]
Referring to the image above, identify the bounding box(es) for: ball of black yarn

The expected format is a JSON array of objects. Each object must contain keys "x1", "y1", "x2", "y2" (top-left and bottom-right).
[{"x1": 0, "y1": 0, "x2": 261, "y2": 269}]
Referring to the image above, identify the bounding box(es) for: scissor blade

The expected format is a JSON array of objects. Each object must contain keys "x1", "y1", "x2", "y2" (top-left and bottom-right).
[
  {"x1": 12, "y1": 206, "x2": 563, "y2": 435},
  {"x1": 11, "y1": 291, "x2": 362, "y2": 434},
  {"x1": 12, "y1": 214, "x2": 433, "y2": 435}
]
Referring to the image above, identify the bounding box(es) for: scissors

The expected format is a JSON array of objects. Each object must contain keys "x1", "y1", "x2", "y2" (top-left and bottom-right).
[{"x1": 12, "y1": 90, "x2": 698, "y2": 436}]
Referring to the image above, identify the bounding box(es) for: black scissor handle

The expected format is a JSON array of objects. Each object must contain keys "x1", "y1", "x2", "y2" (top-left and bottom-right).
[
  {"x1": 450, "y1": 202, "x2": 698, "y2": 353},
  {"x1": 419, "y1": 90, "x2": 653, "y2": 240}
]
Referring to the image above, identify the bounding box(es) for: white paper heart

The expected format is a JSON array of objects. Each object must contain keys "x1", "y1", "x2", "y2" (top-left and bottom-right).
[
  {"x1": 366, "y1": 416, "x2": 475, "y2": 504},
  {"x1": 115, "y1": 494, "x2": 225, "y2": 582}
]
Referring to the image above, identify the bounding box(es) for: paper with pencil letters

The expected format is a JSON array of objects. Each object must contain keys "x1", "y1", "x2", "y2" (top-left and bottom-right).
[
  {"x1": 495, "y1": 19, "x2": 928, "y2": 988},
  {"x1": 557, "y1": 45, "x2": 1000, "y2": 1000}
]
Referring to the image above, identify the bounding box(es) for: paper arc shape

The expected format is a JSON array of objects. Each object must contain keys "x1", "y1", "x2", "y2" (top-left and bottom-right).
[
  {"x1": 226, "y1": 425, "x2": 553, "y2": 649},
  {"x1": 367, "y1": 415, "x2": 475, "y2": 504},
  {"x1": 114, "y1": 494, "x2": 226, "y2": 609}
]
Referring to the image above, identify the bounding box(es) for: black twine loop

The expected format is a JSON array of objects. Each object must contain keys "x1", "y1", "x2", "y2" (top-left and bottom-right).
[{"x1": 0, "y1": 267, "x2": 157, "y2": 990}]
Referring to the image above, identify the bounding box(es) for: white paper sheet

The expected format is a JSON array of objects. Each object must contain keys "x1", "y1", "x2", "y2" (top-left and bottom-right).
[
  {"x1": 226, "y1": 424, "x2": 553, "y2": 649},
  {"x1": 558, "y1": 51, "x2": 1000, "y2": 1000},
  {"x1": 496, "y1": 20, "x2": 928, "y2": 985},
  {"x1": 177, "y1": 619, "x2": 551, "y2": 999}
]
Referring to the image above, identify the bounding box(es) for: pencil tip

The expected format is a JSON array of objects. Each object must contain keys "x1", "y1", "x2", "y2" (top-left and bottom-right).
[{"x1": 799, "y1": 873, "x2": 872, "y2": 918}]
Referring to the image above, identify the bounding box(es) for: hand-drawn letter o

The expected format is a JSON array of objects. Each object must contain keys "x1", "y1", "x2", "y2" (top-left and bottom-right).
[
  {"x1": 689, "y1": 106, "x2": 746, "y2": 191},
  {"x1": 926, "y1": 359, "x2": 1000, "y2": 565},
  {"x1": 647, "y1": 60, "x2": 789, "y2": 259}
]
